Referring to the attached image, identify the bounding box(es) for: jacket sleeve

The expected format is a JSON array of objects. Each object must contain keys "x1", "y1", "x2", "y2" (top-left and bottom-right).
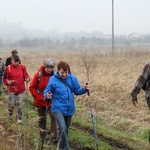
[
  {"x1": 29, "y1": 72, "x2": 39, "y2": 97},
  {"x1": 72, "y1": 75, "x2": 86, "y2": 95},
  {"x1": 21, "y1": 65, "x2": 30, "y2": 81},
  {"x1": 43, "y1": 78, "x2": 54, "y2": 99},
  {"x1": 131, "y1": 63, "x2": 150, "y2": 100},
  {"x1": 3, "y1": 67, "x2": 9, "y2": 85}
]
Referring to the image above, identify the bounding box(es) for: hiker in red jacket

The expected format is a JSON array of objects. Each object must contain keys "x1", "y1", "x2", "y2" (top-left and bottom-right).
[
  {"x1": 3, "y1": 55, "x2": 30, "y2": 124},
  {"x1": 29, "y1": 58, "x2": 58, "y2": 144}
]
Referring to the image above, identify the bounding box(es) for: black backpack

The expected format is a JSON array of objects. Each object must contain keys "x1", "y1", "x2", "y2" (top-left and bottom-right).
[{"x1": 36, "y1": 71, "x2": 42, "y2": 92}]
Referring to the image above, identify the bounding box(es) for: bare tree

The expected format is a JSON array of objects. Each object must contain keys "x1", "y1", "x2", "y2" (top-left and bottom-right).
[{"x1": 80, "y1": 50, "x2": 97, "y2": 82}]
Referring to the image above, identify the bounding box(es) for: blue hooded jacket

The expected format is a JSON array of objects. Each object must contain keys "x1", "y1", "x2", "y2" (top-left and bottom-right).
[{"x1": 44, "y1": 72, "x2": 86, "y2": 116}]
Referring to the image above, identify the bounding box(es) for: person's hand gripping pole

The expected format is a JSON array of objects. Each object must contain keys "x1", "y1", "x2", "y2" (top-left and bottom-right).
[{"x1": 85, "y1": 82, "x2": 90, "y2": 96}]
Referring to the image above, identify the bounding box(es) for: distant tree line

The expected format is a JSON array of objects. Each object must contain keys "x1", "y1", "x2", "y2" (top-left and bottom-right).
[{"x1": 0, "y1": 34, "x2": 150, "y2": 48}]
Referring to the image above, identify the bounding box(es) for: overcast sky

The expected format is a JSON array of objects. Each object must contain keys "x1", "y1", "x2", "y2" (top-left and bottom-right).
[{"x1": 0, "y1": 0, "x2": 150, "y2": 35}]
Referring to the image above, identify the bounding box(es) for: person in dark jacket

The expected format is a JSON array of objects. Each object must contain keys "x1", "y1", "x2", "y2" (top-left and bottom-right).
[
  {"x1": 5, "y1": 50, "x2": 21, "y2": 67},
  {"x1": 29, "y1": 58, "x2": 58, "y2": 143},
  {"x1": 3, "y1": 55, "x2": 30, "y2": 124},
  {"x1": 44, "y1": 61, "x2": 90, "y2": 150},
  {"x1": 131, "y1": 61, "x2": 150, "y2": 109},
  {"x1": 0, "y1": 57, "x2": 5, "y2": 95}
]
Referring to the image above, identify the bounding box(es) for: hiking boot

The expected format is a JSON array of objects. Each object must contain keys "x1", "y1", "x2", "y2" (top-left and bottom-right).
[
  {"x1": 9, "y1": 115, "x2": 13, "y2": 120},
  {"x1": 51, "y1": 137, "x2": 58, "y2": 144},
  {"x1": 47, "y1": 130, "x2": 51, "y2": 134},
  {"x1": 17, "y1": 119, "x2": 22, "y2": 124}
]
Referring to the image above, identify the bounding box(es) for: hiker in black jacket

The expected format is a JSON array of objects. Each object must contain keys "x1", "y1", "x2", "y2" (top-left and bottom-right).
[
  {"x1": 0, "y1": 57, "x2": 5, "y2": 95},
  {"x1": 5, "y1": 50, "x2": 21, "y2": 66}
]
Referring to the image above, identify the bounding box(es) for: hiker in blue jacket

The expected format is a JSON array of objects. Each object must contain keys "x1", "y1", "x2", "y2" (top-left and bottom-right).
[{"x1": 44, "y1": 61, "x2": 89, "y2": 150}]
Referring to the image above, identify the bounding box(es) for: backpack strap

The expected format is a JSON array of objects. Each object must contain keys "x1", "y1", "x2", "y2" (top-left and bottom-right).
[
  {"x1": 8, "y1": 65, "x2": 11, "y2": 73},
  {"x1": 8, "y1": 64, "x2": 25, "y2": 76},
  {"x1": 38, "y1": 71, "x2": 42, "y2": 82},
  {"x1": 55, "y1": 76, "x2": 73, "y2": 92},
  {"x1": 36, "y1": 71, "x2": 42, "y2": 93}
]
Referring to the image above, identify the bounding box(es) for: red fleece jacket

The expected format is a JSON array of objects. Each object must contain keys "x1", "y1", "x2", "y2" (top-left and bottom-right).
[
  {"x1": 4, "y1": 64, "x2": 30, "y2": 94},
  {"x1": 29, "y1": 65, "x2": 54, "y2": 107}
]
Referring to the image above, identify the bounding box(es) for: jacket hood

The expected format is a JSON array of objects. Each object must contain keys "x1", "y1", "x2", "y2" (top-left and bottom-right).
[{"x1": 39, "y1": 65, "x2": 44, "y2": 72}]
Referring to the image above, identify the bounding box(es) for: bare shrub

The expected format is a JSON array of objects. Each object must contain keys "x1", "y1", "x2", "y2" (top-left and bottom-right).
[{"x1": 79, "y1": 49, "x2": 97, "y2": 82}]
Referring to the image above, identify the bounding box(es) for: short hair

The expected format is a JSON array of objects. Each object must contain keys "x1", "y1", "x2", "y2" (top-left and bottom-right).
[
  {"x1": 11, "y1": 50, "x2": 18, "y2": 55},
  {"x1": 57, "y1": 61, "x2": 71, "y2": 73},
  {"x1": 11, "y1": 55, "x2": 20, "y2": 62},
  {"x1": 44, "y1": 58, "x2": 55, "y2": 68}
]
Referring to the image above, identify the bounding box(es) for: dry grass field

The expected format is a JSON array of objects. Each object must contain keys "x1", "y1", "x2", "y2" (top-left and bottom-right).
[{"x1": 1, "y1": 46, "x2": 150, "y2": 149}]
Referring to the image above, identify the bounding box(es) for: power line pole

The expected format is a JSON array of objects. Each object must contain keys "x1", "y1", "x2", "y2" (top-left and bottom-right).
[{"x1": 112, "y1": 0, "x2": 114, "y2": 56}]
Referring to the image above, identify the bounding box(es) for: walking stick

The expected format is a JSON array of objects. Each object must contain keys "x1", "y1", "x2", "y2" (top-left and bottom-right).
[
  {"x1": 86, "y1": 83, "x2": 99, "y2": 150},
  {"x1": 26, "y1": 82, "x2": 29, "y2": 120},
  {"x1": 149, "y1": 130, "x2": 150, "y2": 143}
]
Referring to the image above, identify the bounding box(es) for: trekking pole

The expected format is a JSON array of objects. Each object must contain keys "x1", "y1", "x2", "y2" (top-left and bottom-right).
[
  {"x1": 26, "y1": 82, "x2": 29, "y2": 120},
  {"x1": 41, "y1": 140, "x2": 44, "y2": 150},
  {"x1": 149, "y1": 130, "x2": 150, "y2": 143},
  {"x1": 40, "y1": 93, "x2": 52, "y2": 149},
  {"x1": 86, "y1": 83, "x2": 98, "y2": 150}
]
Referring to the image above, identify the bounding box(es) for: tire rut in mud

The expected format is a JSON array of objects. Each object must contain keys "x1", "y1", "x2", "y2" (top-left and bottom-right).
[{"x1": 71, "y1": 122, "x2": 134, "y2": 150}]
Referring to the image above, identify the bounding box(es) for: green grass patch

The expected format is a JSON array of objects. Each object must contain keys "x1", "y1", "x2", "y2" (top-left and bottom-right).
[{"x1": 69, "y1": 126, "x2": 114, "y2": 150}]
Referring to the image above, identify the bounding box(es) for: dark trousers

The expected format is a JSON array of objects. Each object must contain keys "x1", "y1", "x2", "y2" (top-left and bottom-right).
[{"x1": 37, "y1": 106, "x2": 58, "y2": 140}]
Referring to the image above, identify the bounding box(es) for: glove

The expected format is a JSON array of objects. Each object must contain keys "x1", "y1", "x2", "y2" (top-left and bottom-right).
[{"x1": 132, "y1": 98, "x2": 138, "y2": 106}]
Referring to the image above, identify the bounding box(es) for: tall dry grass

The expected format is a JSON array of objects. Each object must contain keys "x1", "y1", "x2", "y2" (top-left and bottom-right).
[
  {"x1": 1, "y1": 47, "x2": 150, "y2": 146},
  {"x1": 22, "y1": 48, "x2": 150, "y2": 131}
]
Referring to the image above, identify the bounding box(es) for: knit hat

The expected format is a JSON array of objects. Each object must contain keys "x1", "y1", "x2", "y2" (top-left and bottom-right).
[{"x1": 44, "y1": 58, "x2": 55, "y2": 68}]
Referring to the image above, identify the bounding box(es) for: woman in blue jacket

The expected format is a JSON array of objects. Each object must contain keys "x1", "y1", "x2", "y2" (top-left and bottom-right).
[{"x1": 44, "y1": 61, "x2": 89, "y2": 150}]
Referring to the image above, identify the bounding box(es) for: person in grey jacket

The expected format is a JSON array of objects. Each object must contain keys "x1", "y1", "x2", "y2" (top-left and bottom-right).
[{"x1": 44, "y1": 61, "x2": 89, "y2": 150}]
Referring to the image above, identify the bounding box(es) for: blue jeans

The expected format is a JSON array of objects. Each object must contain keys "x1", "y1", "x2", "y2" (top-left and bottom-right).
[
  {"x1": 53, "y1": 112, "x2": 72, "y2": 150},
  {"x1": 8, "y1": 92, "x2": 25, "y2": 120}
]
